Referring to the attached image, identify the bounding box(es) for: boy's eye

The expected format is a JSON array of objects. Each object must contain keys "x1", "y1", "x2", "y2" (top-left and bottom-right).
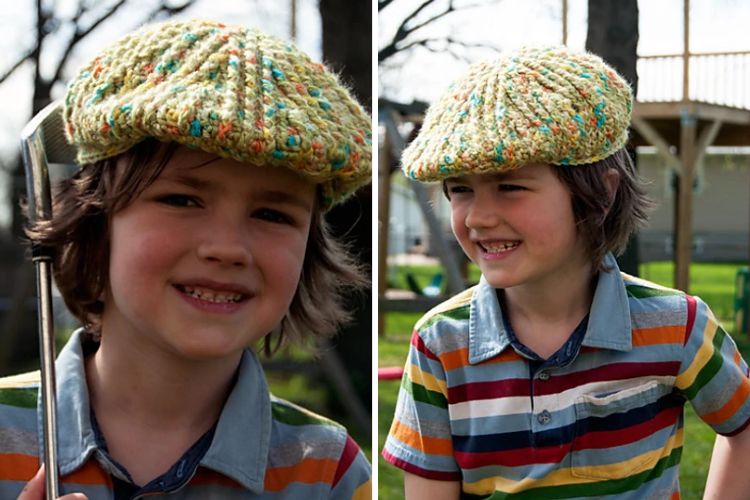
[
  {"x1": 158, "y1": 194, "x2": 200, "y2": 207},
  {"x1": 498, "y1": 184, "x2": 525, "y2": 192},
  {"x1": 253, "y1": 208, "x2": 293, "y2": 225},
  {"x1": 447, "y1": 185, "x2": 472, "y2": 195}
]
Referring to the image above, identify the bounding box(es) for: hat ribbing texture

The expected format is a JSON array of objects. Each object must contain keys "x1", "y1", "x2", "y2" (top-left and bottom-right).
[
  {"x1": 403, "y1": 46, "x2": 632, "y2": 181},
  {"x1": 64, "y1": 19, "x2": 371, "y2": 208}
]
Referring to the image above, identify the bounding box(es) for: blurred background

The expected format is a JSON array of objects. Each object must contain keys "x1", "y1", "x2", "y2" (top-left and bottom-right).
[
  {"x1": 378, "y1": 0, "x2": 750, "y2": 497},
  {"x1": 0, "y1": 0, "x2": 372, "y2": 455}
]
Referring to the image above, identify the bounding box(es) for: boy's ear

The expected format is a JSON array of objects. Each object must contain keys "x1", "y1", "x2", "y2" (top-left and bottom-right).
[{"x1": 603, "y1": 169, "x2": 620, "y2": 214}]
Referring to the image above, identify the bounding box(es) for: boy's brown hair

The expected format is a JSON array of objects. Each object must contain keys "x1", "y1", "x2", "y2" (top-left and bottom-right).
[
  {"x1": 554, "y1": 148, "x2": 653, "y2": 271},
  {"x1": 26, "y1": 139, "x2": 366, "y2": 353}
]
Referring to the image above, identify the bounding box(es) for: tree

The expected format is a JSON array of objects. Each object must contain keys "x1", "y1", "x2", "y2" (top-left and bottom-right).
[{"x1": 586, "y1": 0, "x2": 640, "y2": 276}]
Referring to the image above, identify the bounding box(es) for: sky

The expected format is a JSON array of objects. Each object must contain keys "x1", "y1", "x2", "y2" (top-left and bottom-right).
[
  {"x1": 379, "y1": 0, "x2": 750, "y2": 104},
  {"x1": 0, "y1": 0, "x2": 322, "y2": 228}
]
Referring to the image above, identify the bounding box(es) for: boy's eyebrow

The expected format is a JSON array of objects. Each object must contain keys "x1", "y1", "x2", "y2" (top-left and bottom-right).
[{"x1": 163, "y1": 174, "x2": 314, "y2": 211}]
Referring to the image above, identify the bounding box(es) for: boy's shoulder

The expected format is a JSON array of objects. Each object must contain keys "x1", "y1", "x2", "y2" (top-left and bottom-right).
[
  {"x1": 620, "y1": 271, "x2": 686, "y2": 300},
  {"x1": 269, "y1": 394, "x2": 347, "y2": 434},
  {"x1": 414, "y1": 284, "x2": 478, "y2": 332}
]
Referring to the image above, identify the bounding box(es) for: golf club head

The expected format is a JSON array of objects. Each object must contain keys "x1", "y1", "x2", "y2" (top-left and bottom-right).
[{"x1": 20, "y1": 100, "x2": 77, "y2": 227}]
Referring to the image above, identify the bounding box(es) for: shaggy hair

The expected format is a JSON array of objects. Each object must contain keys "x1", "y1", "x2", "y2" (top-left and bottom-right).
[{"x1": 26, "y1": 139, "x2": 366, "y2": 354}]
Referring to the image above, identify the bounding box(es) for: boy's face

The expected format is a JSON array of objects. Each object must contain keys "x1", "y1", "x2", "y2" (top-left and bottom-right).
[
  {"x1": 102, "y1": 146, "x2": 315, "y2": 361},
  {"x1": 445, "y1": 163, "x2": 590, "y2": 291}
]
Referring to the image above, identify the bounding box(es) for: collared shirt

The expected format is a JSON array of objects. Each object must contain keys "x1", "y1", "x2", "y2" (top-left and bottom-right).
[
  {"x1": 383, "y1": 254, "x2": 750, "y2": 498},
  {"x1": 0, "y1": 330, "x2": 371, "y2": 499}
]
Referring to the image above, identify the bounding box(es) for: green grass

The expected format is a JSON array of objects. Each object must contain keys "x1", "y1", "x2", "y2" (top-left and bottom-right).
[{"x1": 378, "y1": 261, "x2": 748, "y2": 499}]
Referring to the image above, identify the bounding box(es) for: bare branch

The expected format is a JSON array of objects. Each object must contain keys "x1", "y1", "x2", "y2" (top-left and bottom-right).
[
  {"x1": 378, "y1": 0, "x2": 394, "y2": 11},
  {"x1": 51, "y1": 0, "x2": 130, "y2": 83},
  {"x1": 0, "y1": 47, "x2": 37, "y2": 84},
  {"x1": 380, "y1": 0, "x2": 489, "y2": 63}
]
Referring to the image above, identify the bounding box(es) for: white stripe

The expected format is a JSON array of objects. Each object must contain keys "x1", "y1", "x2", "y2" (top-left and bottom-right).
[{"x1": 448, "y1": 375, "x2": 675, "y2": 420}]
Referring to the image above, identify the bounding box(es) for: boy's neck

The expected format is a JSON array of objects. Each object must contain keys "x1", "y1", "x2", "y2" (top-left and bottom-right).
[
  {"x1": 502, "y1": 262, "x2": 596, "y2": 359},
  {"x1": 84, "y1": 330, "x2": 241, "y2": 486}
]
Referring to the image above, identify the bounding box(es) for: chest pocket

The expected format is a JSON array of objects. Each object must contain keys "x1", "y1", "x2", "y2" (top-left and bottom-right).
[{"x1": 570, "y1": 380, "x2": 680, "y2": 480}]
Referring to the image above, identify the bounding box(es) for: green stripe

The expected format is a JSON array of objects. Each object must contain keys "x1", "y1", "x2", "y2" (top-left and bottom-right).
[
  {"x1": 271, "y1": 401, "x2": 338, "y2": 427},
  {"x1": 626, "y1": 284, "x2": 681, "y2": 299},
  {"x1": 0, "y1": 388, "x2": 37, "y2": 409},
  {"x1": 479, "y1": 447, "x2": 682, "y2": 499},
  {"x1": 682, "y1": 326, "x2": 728, "y2": 400},
  {"x1": 401, "y1": 376, "x2": 448, "y2": 409},
  {"x1": 419, "y1": 305, "x2": 471, "y2": 331}
]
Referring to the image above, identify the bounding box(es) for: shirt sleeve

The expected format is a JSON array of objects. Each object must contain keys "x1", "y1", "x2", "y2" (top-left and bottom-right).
[
  {"x1": 329, "y1": 435, "x2": 371, "y2": 500},
  {"x1": 676, "y1": 294, "x2": 750, "y2": 436},
  {"x1": 382, "y1": 328, "x2": 461, "y2": 480}
]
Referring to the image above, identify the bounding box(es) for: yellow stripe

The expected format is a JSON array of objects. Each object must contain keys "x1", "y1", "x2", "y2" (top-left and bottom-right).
[
  {"x1": 675, "y1": 314, "x2": 718, "y2": 391},
  {"x1": 351, "y1": 479, "x2": 372, "y2": 500},
  {"x1": 414, "y1": 286, "x2": 475, "y2": 330},
  {"x1": 407, "y1": 361, "x2": 447, "y2": 396},
  {"x1": 0, "y1": 371, "x2": 40, "y2": 389},
  {"x1": 463, "y1": 427, "x2": 684, "y2": 495}
]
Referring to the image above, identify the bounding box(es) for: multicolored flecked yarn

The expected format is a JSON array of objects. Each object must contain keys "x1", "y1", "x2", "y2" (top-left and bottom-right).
[
  {"x1": 402, "y1": 46, "x2": 632, "y2": 181},
  {"x1": 63, "y1": 19, "x2": 371, "y2": 208}
]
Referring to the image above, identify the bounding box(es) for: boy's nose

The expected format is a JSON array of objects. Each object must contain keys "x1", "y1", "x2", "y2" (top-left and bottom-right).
[
  {"x1": 464, "y1": 199, "x2": 499, "y2": 229},
  {"x1": 196, "y1": 222, "x2": 253, "y2": 267}
]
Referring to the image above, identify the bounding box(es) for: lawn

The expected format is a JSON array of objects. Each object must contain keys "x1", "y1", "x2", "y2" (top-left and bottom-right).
[{"x1": 378, "y1": 261, "x2": 748, "y2": 499}]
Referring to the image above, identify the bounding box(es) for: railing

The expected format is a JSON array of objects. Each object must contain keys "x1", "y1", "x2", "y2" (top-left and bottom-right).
[{"x1": 637, "y1": 51, "x2": 750, "y2": 109}]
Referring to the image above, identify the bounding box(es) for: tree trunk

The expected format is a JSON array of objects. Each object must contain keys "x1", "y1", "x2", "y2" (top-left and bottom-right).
[
  {"x1": 586, "y1": 0, "x2": 640, "y2": 275},
  {"x1": 319, "y1": 0, "x2": 372, "y2": 438}
]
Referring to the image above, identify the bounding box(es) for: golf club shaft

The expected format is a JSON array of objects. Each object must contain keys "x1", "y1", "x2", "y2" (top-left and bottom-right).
[{"x1": 35, "y1": 260, "x2": 59, "y2": 499}]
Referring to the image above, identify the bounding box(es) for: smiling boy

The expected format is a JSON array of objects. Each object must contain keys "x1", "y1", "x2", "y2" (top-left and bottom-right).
[
  {"x1": 383, "y1": 47, "x2": 750, "y2": 499},
  {"x1": 0, "y1": 19, "x2": 371, "y2": 499}
]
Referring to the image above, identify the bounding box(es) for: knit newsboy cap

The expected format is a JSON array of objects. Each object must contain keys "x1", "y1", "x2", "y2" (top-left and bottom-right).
[
  {"x1": 63, "y1": 19, "x2": 371, "y2": 208},
  {"x1": 403, "y1": 46, "x2": 632, "y2": 181}
]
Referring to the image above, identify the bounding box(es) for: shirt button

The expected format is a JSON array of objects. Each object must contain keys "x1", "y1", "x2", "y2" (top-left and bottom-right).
[
  {"x1": 538, "y1": 410, "x2": 552, "y2": 425},
  {"x1": 538, "y1": 371, "x2": 550, "y2": 381}
]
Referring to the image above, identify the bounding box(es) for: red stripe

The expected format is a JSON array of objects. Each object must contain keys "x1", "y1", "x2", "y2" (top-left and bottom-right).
[
  {"x1": 684, "y1": 295, "x2": 697, "y2": 346},
  {"x1": 455, "y1": 443, "x2": 569, "y2": 468},
  {"x1": 382, "y1": 449, "x2": 461, "y2": 481},
  {"x1": 332, "y1": 435, "x2": 359, "y2": 487},
  {"x1": 448, "y1": 362, "x2": 681, "y2": 403},
  {"x1": 574, "y1": 405, "x2": 682, "y2": 450},
  {"x1": 412, "y1": 333, "x2": 439, "y2": 361}
]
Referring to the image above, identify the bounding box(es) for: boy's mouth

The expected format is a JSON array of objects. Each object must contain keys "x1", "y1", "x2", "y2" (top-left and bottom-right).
[
  {"x1": 174, "y1": 284, "x2": 248, "y2": 304},
  {"x1": 478, "y1": 240, "x2": 520, "y2": 254}
]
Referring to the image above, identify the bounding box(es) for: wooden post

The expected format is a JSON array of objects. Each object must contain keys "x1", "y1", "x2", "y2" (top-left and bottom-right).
[
  {"x1": 562, "y1": 0, "x2": 568, "y2": 46},
  {"x1": 682, "y1": 0, "x2": 690, "y2": 101},
  {"x1": 378, "y1": 122, "x2": 392, "y2": 337},
  {"x1": 675, "y1": 110, "x2": 696, "y2": 292}
]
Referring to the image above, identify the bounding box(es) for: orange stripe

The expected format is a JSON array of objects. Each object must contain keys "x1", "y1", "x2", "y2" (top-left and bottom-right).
[
  {"x1": 632, "y1": 325, "x2": 684, "y2": 347},
  {"x1": 701, "y1": 378, "x2": 750, "y2": 425},
  {"x1": 62, "y1": 461, "x2": 111, "y2": 486},
  {"x1": 439, "y1": 347, "x2": 521, "y2": 371},
  {"x1": 352, "y1": 479, "x2": 372, "y2": 500},
  {"x1": 670, "y1": 491, "x2": 681, "y2": 499},
  {"x1": 389, "y1": 419, "x2": 453, "y2": 456},
  {"x1": 0, "y1": 453, "x2": 37, "y2": 480},
  {"x1": 264, "y1": 457, "x2": 338, "y2": 492}
]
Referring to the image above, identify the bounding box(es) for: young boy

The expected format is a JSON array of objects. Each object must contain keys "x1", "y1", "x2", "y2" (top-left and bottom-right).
[
  {"x1": 0, "y1": 19, "x2": 371, "y2": 499},
  {"x1": 383, "y1": 46, "x2": 750, "y2": 499}
]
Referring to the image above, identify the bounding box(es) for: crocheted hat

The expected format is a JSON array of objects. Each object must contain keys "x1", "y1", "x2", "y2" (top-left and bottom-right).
[
  {"x1": 402, "y1": 46, "x2": 632, "y2": 181},
  {"x1": 63, "y1": 19, "x2": 371, "y2": 208}
]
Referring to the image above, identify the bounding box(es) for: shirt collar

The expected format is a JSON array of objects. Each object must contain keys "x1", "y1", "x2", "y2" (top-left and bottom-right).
[
  {"x1": 467, "y1": 253, "x2": 632, "y2": 364},
  {"x1": 45, "y1": 330, "x2": 270, "y2": 493}
]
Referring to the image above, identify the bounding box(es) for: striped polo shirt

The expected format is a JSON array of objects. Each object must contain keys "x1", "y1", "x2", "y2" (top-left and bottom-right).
[
  {"x1": 0, "y1": 330, "x2": 371, "y2": 499},
  {"x1": 383, "y1": 254, "x2": 750, "y2": 498}
]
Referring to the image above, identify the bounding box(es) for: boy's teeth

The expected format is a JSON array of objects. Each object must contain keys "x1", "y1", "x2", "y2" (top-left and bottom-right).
[
  {"x1": 182, "y1": 285, "x2": 243, "y2": 303},
  {"x1": 483, "y1": 241, "x2": 519, "y2": 253}
]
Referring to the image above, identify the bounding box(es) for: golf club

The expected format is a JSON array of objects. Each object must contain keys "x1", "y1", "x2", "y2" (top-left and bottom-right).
[{"x1": 20, "y1": 99, "x2": 76, "y2": 500}]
